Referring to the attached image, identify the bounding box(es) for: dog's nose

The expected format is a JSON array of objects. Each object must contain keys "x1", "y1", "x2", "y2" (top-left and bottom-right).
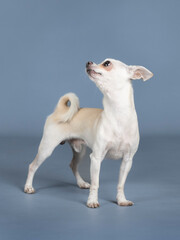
[{"x1": 86, "y1": 61, "x2": 93, "y2": 68}]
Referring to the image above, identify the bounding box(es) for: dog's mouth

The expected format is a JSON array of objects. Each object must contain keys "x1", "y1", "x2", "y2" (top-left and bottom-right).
[{"x1": 86, "y1": 68, "x2": 102, "y2": 77}]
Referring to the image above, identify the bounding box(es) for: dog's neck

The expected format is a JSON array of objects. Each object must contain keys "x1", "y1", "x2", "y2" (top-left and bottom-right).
[{"x1": 102, "y1": 81, "x2": 136, "y2": 118}]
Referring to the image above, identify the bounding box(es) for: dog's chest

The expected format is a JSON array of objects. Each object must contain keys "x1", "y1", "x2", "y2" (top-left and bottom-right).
[
  {"x1": 100, "y1": 109, "x2": 139, "y2": 159},
  {"x1": 105, "y1": 131, "x2": 138, "y2": 160}
]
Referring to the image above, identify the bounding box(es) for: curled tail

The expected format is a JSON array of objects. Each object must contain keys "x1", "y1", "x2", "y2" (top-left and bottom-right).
[{"x1": 53, "y1": 93, "x2": 79, "y2": 123}]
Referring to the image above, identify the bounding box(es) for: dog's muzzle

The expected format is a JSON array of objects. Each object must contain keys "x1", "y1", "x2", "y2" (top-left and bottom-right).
[
  {"x1": 86, "y1": 61, "x2": 94, "y2": 68},
  {"x1": 86, "y1": 61, "x2": 102, "y2": 76}
]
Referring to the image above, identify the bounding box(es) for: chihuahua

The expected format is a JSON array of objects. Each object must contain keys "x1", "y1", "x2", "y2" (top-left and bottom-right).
[{"x1": 24, "y1": 58, "x2": 153, "y2": 208}]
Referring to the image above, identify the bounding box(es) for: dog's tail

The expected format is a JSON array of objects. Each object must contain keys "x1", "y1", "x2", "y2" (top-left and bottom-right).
[{"x1": 53, "y1": 93, "x2": 79, "y2": 123}]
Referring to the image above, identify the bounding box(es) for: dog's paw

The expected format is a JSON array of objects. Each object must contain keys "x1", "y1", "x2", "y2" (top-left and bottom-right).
[
  {"x1": 24, "y1": 186, "x2": 35, "y2": 194},
  {"x1": 87, "y1": 200, "x2": 100, "y2": 208},
  {"x1": 78, "y1": 181, "x2": 90, "y2": 189},
  {"x1": 117, "y1": 200, "x2": 134, "y2": 206}
]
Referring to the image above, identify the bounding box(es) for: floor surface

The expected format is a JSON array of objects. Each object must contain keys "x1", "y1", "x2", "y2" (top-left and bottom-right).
[{"x1": 0, "y1": 135, "x2": 180, "y2": 240}]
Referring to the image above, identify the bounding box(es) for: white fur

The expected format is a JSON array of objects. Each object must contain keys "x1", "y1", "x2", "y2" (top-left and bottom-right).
[{"x1": 24, "y1": 58, "x2": 153, "y2": 208}]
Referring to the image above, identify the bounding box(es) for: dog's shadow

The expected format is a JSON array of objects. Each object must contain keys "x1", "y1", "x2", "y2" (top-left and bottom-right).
[
  {"x1": 0, "y1": 164, "x2": 83, "y2": 194},
  {"x1": 35, "y1": 180, "x2": 79, "y2": 195}
]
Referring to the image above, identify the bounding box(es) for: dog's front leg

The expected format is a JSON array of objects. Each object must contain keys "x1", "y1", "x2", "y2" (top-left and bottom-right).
[
  {"x1": 87, "y1": 152, "x2": 104, "y2": 208},
  {"x1": 117, "y1": 154, "x2": 134, "y2": 206}
]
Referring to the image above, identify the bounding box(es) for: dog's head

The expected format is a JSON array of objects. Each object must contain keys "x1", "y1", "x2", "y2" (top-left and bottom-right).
[{"x1": 86, "y1": 58, "x2": 153, "y2": 95}]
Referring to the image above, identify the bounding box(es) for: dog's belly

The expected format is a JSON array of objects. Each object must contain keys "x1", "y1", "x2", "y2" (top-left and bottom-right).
[
  {"x1": 106, "y1": 140, "x2": 127, "y2": 159},
  {"x1": 106, "y1": 146, "x2": 124, "y2": 160}
]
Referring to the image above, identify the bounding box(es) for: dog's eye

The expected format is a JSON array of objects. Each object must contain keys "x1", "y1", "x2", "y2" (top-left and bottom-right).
[{"x1": 103, "y1": 61, "x2": 111, "y2": 67}]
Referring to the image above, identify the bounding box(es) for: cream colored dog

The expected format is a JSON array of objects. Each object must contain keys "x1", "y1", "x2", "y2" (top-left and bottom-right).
[{"x1": 24, "y1": 58, "x2": 153, "y2": 208}]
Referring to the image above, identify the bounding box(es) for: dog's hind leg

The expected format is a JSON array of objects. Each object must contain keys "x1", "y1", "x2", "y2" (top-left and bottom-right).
[
  {"x1": 24, "y1": 124, "x2": 65, "y2": 194},
  {"x1": 69, "y1": 141, "x2": 90, "y2": 189}
]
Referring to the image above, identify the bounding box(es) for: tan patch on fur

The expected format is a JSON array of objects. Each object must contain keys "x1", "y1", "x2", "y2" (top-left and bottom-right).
[
  {"x1": 99, "y1": 63, "x2": 113, "y2": 71},
  {"x1": 70, "y1": 108, "x2": 103, "y2": 132},
  {"x1": 49, "y1": 93, "x2": 79, "y2": 124},
  {"x1": 52, "y1": 96, "x2": 70, "y2": 122},
  {"x1": 49, "y1": 108, "x2": 103, "y2": 144}
]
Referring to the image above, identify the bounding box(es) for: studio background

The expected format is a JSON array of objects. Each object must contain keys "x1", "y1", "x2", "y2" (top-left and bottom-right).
[
  {"x1": 0, "y1": 0, "x2": 179, "y2": 136},
  {"x1": 0, "y1": 1, "x2": 180, "y2": 240}
]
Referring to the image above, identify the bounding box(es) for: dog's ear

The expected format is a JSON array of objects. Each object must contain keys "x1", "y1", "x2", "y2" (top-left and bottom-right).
[{"x1": 129, "y1": 65, "x2": 153, "y2": 81}]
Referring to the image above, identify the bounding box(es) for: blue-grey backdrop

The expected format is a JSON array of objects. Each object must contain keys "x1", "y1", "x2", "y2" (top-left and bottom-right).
[{"x1": 0, "y1": 0, "x2": 179, "y2": 136}]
